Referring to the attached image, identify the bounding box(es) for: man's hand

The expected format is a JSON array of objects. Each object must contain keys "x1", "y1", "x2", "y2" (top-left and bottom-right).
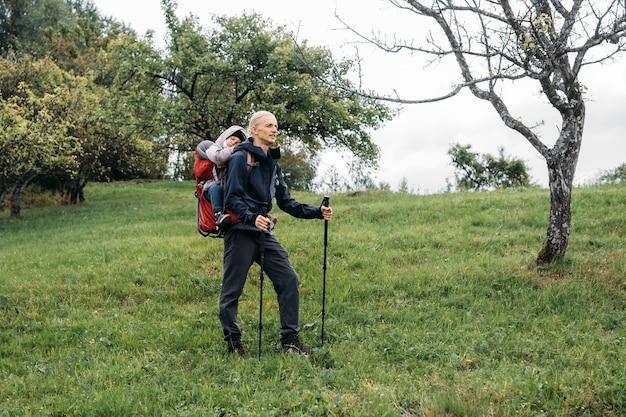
[
  {"x1": 255, "y1": 215, "x2": 275, "y2": 231},
  {"x1": 321, "y1": 206, "x2": 332, "y2": 221}
]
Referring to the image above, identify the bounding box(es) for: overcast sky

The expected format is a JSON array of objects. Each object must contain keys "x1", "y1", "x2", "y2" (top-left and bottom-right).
[{"x1": 92, "y1": 0, "x2": 626, "y2": 193}]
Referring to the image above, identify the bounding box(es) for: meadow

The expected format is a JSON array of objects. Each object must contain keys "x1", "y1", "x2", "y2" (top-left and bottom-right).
[{"x1": 0, "y1": 181, "x2": 624, "y2": 416}]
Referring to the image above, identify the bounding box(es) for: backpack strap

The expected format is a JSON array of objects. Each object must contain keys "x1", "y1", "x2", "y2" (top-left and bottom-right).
[
  {"x1": 243, "y1": 149, "x2": 277, "y2": 201},
  {"x1": 245, "y1": 150, "x2": 258, "y2": 173}
]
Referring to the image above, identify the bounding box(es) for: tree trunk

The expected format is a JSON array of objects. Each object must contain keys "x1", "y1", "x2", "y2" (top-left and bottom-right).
[
  {"x1": 536, "y1": 160, "x2": 573, "y2": 263},
  {"x1": 10, "y1": 190, "x2": 21, "y2": 218},
  {"x1": 536, "y1": 121, "x2": 582, "y2": 264},
  {"x1": 9, "y1": 180, "x2": 30, "y2": 218},
  {"x1": 63, "y1": 177, "x2": 87, "y2": 204},
  {"x1": 0, "y1": 185, "x2": 17, "y2": 213}
]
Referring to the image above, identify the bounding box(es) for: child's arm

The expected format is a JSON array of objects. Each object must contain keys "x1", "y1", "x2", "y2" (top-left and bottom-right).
[{"x1": 207, "y1": 140, "x2": 235, "y2": 166}]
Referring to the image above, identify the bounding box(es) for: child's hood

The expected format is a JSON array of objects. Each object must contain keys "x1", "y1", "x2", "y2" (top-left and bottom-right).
[{"x1": 215, "y1": 125, "x2": 248, "y2": 146}]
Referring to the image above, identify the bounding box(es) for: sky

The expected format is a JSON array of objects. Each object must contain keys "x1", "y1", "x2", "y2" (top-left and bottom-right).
[{"x1": 91, "y1": 0, "x2": 626, "y2": 193}]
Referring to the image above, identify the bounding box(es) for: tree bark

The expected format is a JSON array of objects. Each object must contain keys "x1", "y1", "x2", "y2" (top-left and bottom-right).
[
  {"x1": 9, "y1": 190, "x2": 21, "y2": 218},
  {"x1": 63, "y1": 177, "x2": 87, "y2": 204},
  {"x1": 536, "y1": 119, "x2": 583, "y2": 263},
  {"x1": 537, "y1": 158, "x2": 573, "y2": 263},
  {"x1": 8, "y1": 180, "x2": 31, "y2": 218}
]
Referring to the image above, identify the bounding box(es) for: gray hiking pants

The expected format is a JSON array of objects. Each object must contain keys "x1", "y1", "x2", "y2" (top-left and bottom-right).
[{"x1": 218, "y1": 229, "x2": 300, "y2": 341}]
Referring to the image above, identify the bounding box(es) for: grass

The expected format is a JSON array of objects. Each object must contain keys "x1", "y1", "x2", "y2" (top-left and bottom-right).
[{"x1": 0, "y1": 181, "x2": 624, "y2": 416}]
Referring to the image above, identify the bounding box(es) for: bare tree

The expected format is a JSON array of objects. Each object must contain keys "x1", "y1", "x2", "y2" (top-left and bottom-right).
[{"x1": 336, "y1": 0, "x2": 626, "y2": 263}]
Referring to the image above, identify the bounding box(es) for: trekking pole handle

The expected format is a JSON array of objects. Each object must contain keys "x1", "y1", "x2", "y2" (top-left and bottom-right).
[{"x1": 321, "y1": 196, "x2": 329, "y2": 245}]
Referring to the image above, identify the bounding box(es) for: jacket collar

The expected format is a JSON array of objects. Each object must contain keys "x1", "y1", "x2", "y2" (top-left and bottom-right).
[{"x1": 236, "y1": 140, "x2": 281, "y2": 162}]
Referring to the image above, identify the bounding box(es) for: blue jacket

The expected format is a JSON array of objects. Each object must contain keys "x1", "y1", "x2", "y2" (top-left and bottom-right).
[{"x1": 224, "y1": 140, "x2": 323, "y2": 233}]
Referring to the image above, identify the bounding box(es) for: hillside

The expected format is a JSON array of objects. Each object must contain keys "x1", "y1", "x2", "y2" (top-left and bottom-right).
[{"x1": 0, "y1": 181, "x2": 624, "y2": 416}]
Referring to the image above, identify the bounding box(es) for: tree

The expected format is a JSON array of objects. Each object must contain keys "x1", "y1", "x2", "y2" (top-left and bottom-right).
[
  {"x1": 348, "y1": 157, "x2": 377, "y2": 191},
  {"x1": 339, "y1": 0, "x2": 626, "y2": 263},
  {"x1": 318, "y1": 165, "x2": 348, "y2": 194},
  {"x1": 1, "y1": 1, "x2": 168, "y2": 204},
  {"x1": 24, "y1": 0, "x2": 133, "y2": 77},
  {"x1": 398, "y1": 177, "x2": 411, "y2": 194},
  {"x1": 597, "y1": 163, "x2": 626, "y2": 184},
  {"x1": 0, "y1": 55, "x2": 80, "y2": 217},
  {"x1": 159, "y1": 0, "x2": 394, "y2": 174},
  {"x1": 447, "y1": 144, "x2": 488, "y2": 191},
  {"x1": 278, "y1": 144, "x2": 318, "y2": 192},
  {"x1": 0, "y1": 0, "x2": 33, "y2": 53},
  {"x1": 448, "y1": 143, "x2": 531, "y2": 191}
]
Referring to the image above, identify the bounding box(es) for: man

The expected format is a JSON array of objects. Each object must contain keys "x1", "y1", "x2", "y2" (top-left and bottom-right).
[{"x1": 219, "y1": 111, "x2": 333, "y2": 357}]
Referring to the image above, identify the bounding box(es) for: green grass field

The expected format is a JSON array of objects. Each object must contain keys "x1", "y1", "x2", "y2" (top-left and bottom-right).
[{"x1": 1, "y1": 181, "x2": 624, "y2": 416}]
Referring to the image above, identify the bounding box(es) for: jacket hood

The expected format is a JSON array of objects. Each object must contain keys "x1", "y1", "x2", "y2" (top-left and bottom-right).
[
  {"x1": 216, "y1": 125, "x2": 248, "y2": 145},
  {"x1": 236, "y1": 140, "x2": 268, "y2": 160}
]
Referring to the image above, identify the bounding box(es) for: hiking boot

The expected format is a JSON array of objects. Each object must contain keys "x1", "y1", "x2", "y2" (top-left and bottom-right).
[
  {"x1": 281, "y1": 332, "x2": 311, "y2": 355},
  {"x1": 216, "y1": 212, "x2": 232, "y2": 227},
  {"x1": 226, "y1": 339, "x2": 248, "y2": 358}
]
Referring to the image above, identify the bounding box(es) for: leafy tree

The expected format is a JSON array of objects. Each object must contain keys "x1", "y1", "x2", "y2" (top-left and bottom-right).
[
  {"x1": 448, "y1": 144, "x2": 531, "y2": 191},
  {"x1": 0, "y1": 0, "x2": 33, "y2": 53},
  {"x1": 378, "y1": 181, "x2": 392, "y2": 192},
  {"x1": 597, "y1": 163, "x2": 626, "y2": 184},
  {"x1": 26, "y1": 0, "x2": 132, "y2": 76},
  {"x1": 0, "y1": 55, "x2": 80, "y2": 217},
  {"x1": 447, "y1": 144, "x2": 488, "y2": 191},
  {"x1": 159, "y1": 0, "x2": 394, "y2": 174},
  {"x1": 1, "y1": 0, "x2": 97, "y2": 59},
  {"x1": 485, "y1": 150, "x2": 531, "y2": 189},
  {"x1": 1, "y1": 1, "x2": 167, "y2": 204},
  {"x1": 57, "y1": 88, "x2": 166, "y2": 204},
  {"x1": 89, "y1": 13, "x2": 168, "y2": 184},
  {"x1": 58, "y1": 33, "x2": 168, "y2": 203},
  {"x1": 278, "y1": 144, "x2": 318, "y2": 192},
  {"x1": 340, "y1": 1, "x2": 626, "y2": 263}
]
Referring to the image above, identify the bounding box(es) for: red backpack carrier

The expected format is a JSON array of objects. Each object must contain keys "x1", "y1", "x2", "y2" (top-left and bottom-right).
[
  {"x1": 194, "y1": 143, "x2": 257, "y2": 237},
  {"x1": 194, "y1": 145, "x2": 218, "y2": 184}
]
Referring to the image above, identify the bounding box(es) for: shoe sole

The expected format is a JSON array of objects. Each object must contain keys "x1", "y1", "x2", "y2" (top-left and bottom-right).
[{"x1": 218, "y1": 216, "x2": 232, "y2": 227}]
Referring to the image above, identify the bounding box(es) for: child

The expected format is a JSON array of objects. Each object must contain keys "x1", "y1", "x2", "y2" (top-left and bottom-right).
[{"x1": 205, "y1": 125, "x2": 247, "y2": 227}]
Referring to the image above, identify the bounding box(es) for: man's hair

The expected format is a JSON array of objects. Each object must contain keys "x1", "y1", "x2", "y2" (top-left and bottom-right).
[{"x1": 248, "y1": 111, "x2": 275, "y2": 132}]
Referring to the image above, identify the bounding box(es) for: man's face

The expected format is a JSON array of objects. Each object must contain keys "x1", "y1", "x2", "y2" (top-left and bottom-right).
[
  {"x1": 252, "y1": 114, "x2": 278, "y2": 147},
  {"x1": 225, "y1": 136, "x2": 242, "y2": 147}
]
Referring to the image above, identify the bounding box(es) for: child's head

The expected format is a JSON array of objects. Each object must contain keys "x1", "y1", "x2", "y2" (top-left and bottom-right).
[
  {"x1": 225, "y1": 135, "x2": 242, "y2": 147},
  {"x1": 225, "y1": 129, "x2": 247, "y2": 147}
]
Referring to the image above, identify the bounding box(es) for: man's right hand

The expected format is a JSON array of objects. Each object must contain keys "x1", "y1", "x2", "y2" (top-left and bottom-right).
[{"x1": 255, "y1": 215, "x2": 274, "y2": 231}]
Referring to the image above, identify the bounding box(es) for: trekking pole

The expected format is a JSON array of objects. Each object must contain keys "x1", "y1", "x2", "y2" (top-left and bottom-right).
[
  {"x1": 258, "y1": 244, "x2": 265, "y2": 360},
  {"x1": 321, "y1": 196, "x2": 330, "y2": 346},
  {"x1": 258, "y1": 207, "x2": 268, "y2": 360}
]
